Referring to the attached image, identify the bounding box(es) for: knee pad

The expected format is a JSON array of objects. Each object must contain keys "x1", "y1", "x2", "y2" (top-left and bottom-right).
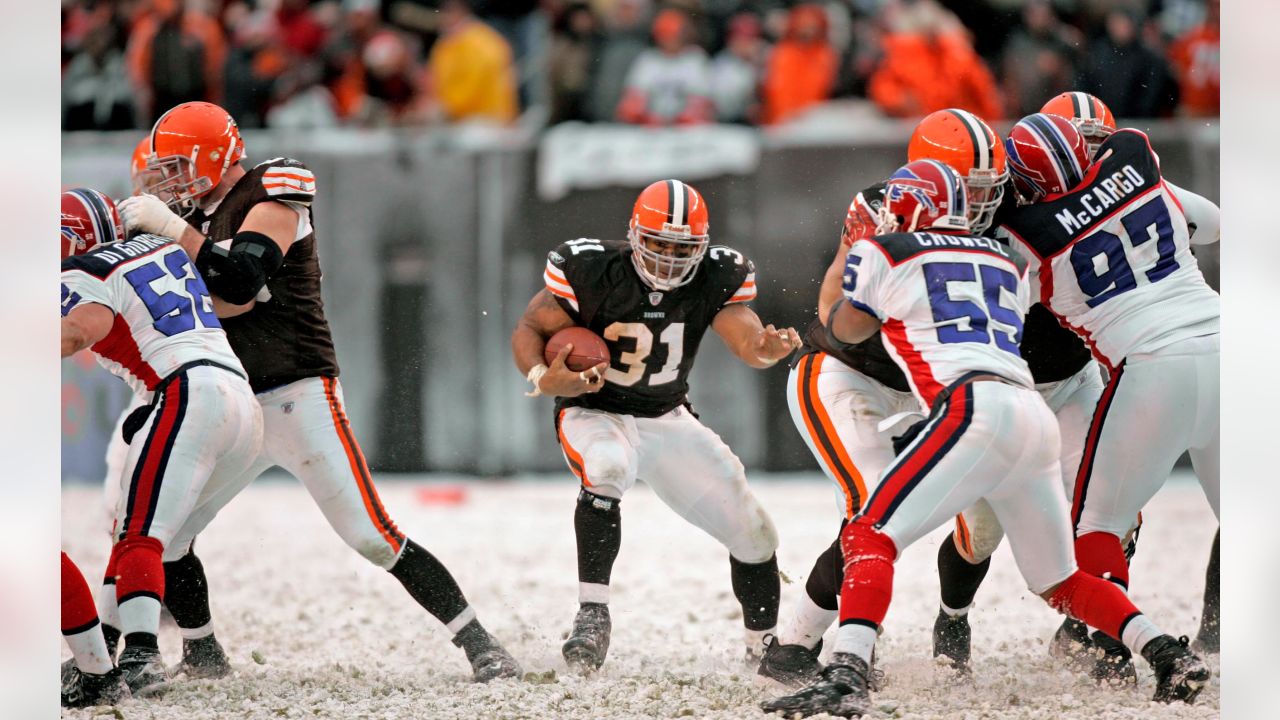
[
  {"x1": 113, "y1": 535, "x2": 165, "y2": 602},
  {"x1": 725, "y1": 494, "x2": 778, "y2": 564},
  {"x1": 581, "y1": 445, "x2": 631, "y2": 495},
  {"x1": 958, "y1": 508, "x2": 1005, "y2": 564}
]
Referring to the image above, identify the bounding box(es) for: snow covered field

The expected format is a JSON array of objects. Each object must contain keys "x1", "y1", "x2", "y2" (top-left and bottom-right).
[{"x1": 60, "y1": 471, "x2": 1218, "y2": 719}]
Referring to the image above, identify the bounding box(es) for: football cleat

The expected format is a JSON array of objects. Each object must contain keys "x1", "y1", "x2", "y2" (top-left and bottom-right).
[
  {"x1": 562, "y1": 602, "x2": 612, "y2": 673},
  {"x1": 61, "y1": 665, "x2": 130, "y2": 708},
  {"x1": 1090, "y1": 631, "x2": 1137, "y2": 687},
  {"x1": 117, "y1": 646, "x2": 170, "y2": 696},
  {"x1": 757, "y1": 637, "x2": 823, "y2": 689},
  {"x1": 1142, "y1": 635, "x2": 1210, "y2": 704},
  {"x1": 760, "y1": 652, "x2": 872, "y2": 718},
  {"x1": 451, "y1": 622, "x2": 522, "y2": 682},
  {"x1": 172, "y1": 635, "x2": 232, "y2": 679},
  {"x1": 1048, "y1": 617, "x2": 1094, "y2": 671},
  {"x1": 932, "y1": 609, "x2": 972, "y2": 674}
]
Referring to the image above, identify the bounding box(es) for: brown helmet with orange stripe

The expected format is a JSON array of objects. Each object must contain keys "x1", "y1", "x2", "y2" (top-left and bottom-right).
[
  {"x1": 142, "y1": 101, "x2": 246, "y2": 216},
  {"x1": 628, "y1": 179, "x2": 710, "y2": 290},
  {"x1": 907, "y1": 109, "x2": 1008, "y2": 233},
  {"x1": 1041, "y1": 91, "x2": 1116, "y2": 159}
]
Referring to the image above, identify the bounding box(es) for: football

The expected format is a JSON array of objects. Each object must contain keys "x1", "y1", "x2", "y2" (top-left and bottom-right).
[{"x1": 545, "y1": 326, "x2": 610, "y2": 372}]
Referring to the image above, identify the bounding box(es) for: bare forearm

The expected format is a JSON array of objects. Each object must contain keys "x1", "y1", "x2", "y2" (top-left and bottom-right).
[
  {"x1": 829, "y1": 301, "x2": 878, "y2": 344},
  {"x1": 176, "y1": 224, "x2": 207, "y2": 261},
  {"x1": 512, "y1": 321, "x2": 550, "y2": 375},
  {"x1": 60, "y1": 321, "x2": 90, "y2": 358}
]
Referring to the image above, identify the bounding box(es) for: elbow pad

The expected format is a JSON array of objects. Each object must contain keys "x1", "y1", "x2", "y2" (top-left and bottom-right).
[{"x1": 196, "y1": 231, "x2": 285, "y2": 304}]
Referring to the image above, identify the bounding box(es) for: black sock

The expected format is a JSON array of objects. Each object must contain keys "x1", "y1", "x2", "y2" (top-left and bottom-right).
[
  {"x1": 102, "y1": 623, "x2": 121, "y2": 656},
  {"x1": 123, "y1": 632, "x2": 158, "y2": 651},
  {"x1": 805, "y1": 534, "x2": 843, "y2": 612},
  {"x1": 575, "y1": 489, "x2": 622, "y2": 588},
  {"x1": 730, "y1": 554, "x2": 781, "y2": 631},
  {"x1": 1199, "y1": 529, "x2": 1220, "y2": 637},
  {"x1": 163, "y1": 549, "x2": 213, "y2": 633},
  {"x1": 937, "y1": 532, "x2": 990, "y2": 612},
  {"x1": 388, "y1": 539, "x2": 471, "y2": 626}
]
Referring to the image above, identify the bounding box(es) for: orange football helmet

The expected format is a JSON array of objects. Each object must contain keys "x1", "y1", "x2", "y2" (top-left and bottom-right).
[
  {"x1": 907, "y1": 109, "x2": 1007, "y2": 233},
  {"x1": 129, "y1": 136, "x2": 158, "y2": 196},
  {"x1": 143, "y1": 102, "x2": 245, "y2": 215},
  {"x1": 628, "y1": 179, "x2": 710, "y2": 290},
  {"x1": 1040, "y1": 91, "x2": 1116, "y2": 159}
]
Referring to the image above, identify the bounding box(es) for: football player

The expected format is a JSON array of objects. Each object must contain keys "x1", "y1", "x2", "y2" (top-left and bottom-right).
[
  {"x1": 997, "y1": 113, "x2": 1220, "y2": 681},
  {"x1": 759, "y1": 108, "x2": 1111, "y2": 684},
  {"x1": 511, "y1": 179, "x2": 802, "y2": 671},
  {"x1": 116, "y1": 102, "x2": 521, "y2": 682},
  {"x1": 760, "y1": 160, "x2": 1208, "y2": 718},
  {"x1": 62, "y1": 188, "x2": 265, "y2": 695}
]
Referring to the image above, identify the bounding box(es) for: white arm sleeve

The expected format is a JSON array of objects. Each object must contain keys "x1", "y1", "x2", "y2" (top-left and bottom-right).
[{"x1": 1166, "y1": 181, "x2": 1220, "y2": 246}]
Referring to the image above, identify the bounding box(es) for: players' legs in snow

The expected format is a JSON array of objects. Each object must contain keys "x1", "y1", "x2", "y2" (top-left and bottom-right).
[
  {"x1": 1194, "y1": 529, "x2": 1220, "y2": 653},
  {"x1": 637, "y1": 407, "x2": 780, "y2": 652},
  {"x1": 779, "y1": 358, "x2": 911, "y2": 651},
  {"x1": 1072, "y1": 346, "x2": 1215, "y2": 594},
  {"x1": 264, "y1": 377, "x2": 519, "y2": 680},
  {"x1": 112, "y1": 367, "x2": 261, "y2": 693},
  {"x1": 63, "y1": 553, "x2": 114, "y2": 675},
  {"x1": 556, "y1": 407, "x2": 638, "y2": 670}
]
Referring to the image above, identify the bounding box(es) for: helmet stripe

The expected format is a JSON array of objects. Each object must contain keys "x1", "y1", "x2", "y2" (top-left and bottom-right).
[
  {"x1": 1069, "y1": 92, "x2": 1086, "y2": 119},
  {"x1": 680, "y1": 182, "x2": 692, "y2": 228},
  {"x1": 1027, "y1": 114, "x2": 1083, "y2": 189},
  {"x1": 71, "y1": 188, "x2": 112, "y2": 245},
  {"x1": 664, "y1": 179, "x2": 677, "y2": 226},
  {"x1": 670, "y1": 179, "x2": 688, "y2": 227},
  {"x1": 946, "y1": 109, "x2": 985, "y2": 170}
]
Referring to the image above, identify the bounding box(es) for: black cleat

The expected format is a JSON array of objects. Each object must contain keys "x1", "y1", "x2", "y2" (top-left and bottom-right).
[
  {"x1": 1143, "y1": 635, "x2": 1210, "y2": 704},
  {"x1": 117, "y1": 646, "x2": 170, "y2": 696},
  {"x1": 760, "y1": 652, "x2": 871, "y2": 718},
  {"x1": 451, "y1": 622, "x2": 522, "y2": 682},
  {"x1": 932, "y1": 609, "x2": 971, "y2": 674},
  {"x1": 1090, "y1": 631, "x2": 1137, "y2": 687},
  {"x1": 61, "y1": 665, "x2": 130, "y2": 708},
  {"x1": 562, "y1": 602, "x2": 612, "y2": 673},
  {"x1": 173, "y1": 635, "x2": 232, "y2": 679},
  {"x1": 757, "y1": 637, "x2": 823, "y2": 688},
  {"x1": 1049, "y1": 617, "x2": 1094, "y2": 671}
]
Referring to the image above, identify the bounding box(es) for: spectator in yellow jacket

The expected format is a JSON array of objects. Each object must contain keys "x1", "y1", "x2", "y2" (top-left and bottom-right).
[{"x1": 420, "y1": 0, "x2": 519, "y2": 124}]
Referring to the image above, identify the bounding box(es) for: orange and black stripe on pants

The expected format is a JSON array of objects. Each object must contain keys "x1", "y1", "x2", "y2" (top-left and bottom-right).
[
  {"x1": 795, "y1": 353, "x2": 869, "y2": 518},
  {"x1": 556, "y1": 408, "x2": 591, "y2": 487},
  {"x1": 322, "y1": 376, "x2": 404, "y2": 554}
]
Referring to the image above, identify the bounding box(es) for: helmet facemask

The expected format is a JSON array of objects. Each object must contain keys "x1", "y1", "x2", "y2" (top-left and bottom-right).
[
  {"x1": 628, "y1": 222, "x2": 708, "y2": 291},
  {"x1": 143, "y1": 153, "x2": 213, "y2": 217},
  {"x1": 1073, "y1": 120, "x2": 1114, "y2": 160},
  {"x1": 965, "y1": 168, "x2": 1007, "y2": 233}
]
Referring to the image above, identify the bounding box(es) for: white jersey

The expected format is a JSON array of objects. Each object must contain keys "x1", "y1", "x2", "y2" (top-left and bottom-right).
[
  {"x1": 61, "y1": 234, "x2": 245, "y2": 396},
  {"x1": 621, "y1": 48, "x2": 712, "y2": 122},
  {"x1": 996, "y1": 129, "x2": 1219, "y2": 371},
  {"x1": 842, "y1": 231, "x2": 1034, "y2": 408}
]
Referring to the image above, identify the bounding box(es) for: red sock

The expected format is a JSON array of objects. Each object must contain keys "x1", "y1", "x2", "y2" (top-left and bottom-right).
[
  {"x1": 1047, "y1": 569, "x2": 1140, "y2": 639},
  {"x1": 114, "y1": 535, "x2": 165, "y2": 604},
  {"x1": 61, "y1": 552, "x2": 100, "y2": 633},
  {"x1": 1075, "y1": 531, "x2": 1130, "y2": 589},
  {"x1": 838, "y1": 520, "x2": 898, "y2": 626}
]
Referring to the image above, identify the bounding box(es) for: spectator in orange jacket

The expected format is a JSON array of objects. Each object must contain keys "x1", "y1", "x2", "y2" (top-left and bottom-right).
[
  {"x1": 125, "y1": 0, "x2": 227, "y2": 124},
  {"x1": 1168, "y1": 0, "x2": 1219, "y2": 117},
  {"x1": 760, "y1": 5, "x2": 838, "y2": 125},
  {"x1": 868, "y1": 0, "x2": 1002, "y2": 121}
]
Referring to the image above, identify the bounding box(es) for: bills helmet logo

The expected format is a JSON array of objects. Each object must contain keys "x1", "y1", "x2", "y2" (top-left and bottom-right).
[
  {"x1": 61, "y1": 188, "x2": 124, "y2": 260},
  {"x1": 879, "y1": 160, "x2": 970, "y2": 234}
]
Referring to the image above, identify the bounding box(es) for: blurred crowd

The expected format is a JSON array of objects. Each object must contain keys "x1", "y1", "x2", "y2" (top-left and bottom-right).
[{"x1": 61, "y1": 0, "x2": 1220, "y2": 132}]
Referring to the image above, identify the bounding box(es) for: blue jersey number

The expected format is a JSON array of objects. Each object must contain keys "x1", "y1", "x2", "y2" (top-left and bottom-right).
[
  {"x1": 923, "y1": 262, "x2": 1023, "y2": 355},
  {"x1": 1070, "y1": 196, "x2": 1179, "y2": 308},
  {"x1": 123, "y1": 252, "x2": 220, "y2": 336}
]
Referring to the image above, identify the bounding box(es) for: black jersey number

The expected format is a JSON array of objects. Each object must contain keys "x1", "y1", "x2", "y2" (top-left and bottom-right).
[{"x1": 603, "y1": 322, "x2": 685, "y2": 386}]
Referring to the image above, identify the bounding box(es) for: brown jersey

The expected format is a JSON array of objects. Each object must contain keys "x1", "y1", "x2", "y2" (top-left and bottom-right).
[{"x1": 188, "y1": 158, "x2": 339, "y2": 392}]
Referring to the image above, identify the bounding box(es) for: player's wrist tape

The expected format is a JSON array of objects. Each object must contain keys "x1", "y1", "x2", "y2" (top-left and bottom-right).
[
  {"x1": 525, "y1": 363, "x2": 549, "y2": 397},
  {"x1": 158, "y1": 214, "x2": 190, "y2": 243}
]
